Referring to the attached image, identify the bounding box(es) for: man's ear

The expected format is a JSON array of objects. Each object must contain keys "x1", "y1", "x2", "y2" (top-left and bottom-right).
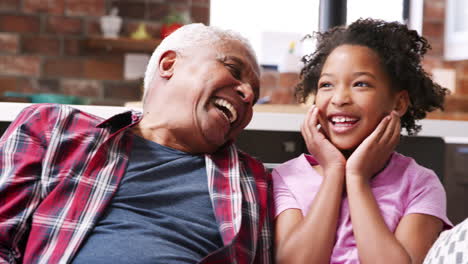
[
  {"x1": 159, "y1": 50, "x2": 177, "y2": 79},
  {"x1": 394, "y1": 90, "x2": 410, "y2": 117}
]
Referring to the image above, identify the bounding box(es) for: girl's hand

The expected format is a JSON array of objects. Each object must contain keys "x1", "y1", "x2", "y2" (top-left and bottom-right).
[
  {"x1": 301, "y1": 106, "x2": 346, "y2": 175},
  {"x1": 346, "y1": 111, "x2": 401, "y2": 183}
]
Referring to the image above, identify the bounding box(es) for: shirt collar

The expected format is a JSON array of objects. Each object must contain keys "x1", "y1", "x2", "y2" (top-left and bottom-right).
[{"x1": 96, "y1": 110, "x2": 142, "y2": 131}]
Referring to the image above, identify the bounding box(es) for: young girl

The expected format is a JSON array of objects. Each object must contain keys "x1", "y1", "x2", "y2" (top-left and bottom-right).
[{"x1": 273, "y1": 18, "x2": 452, "y2": 264}]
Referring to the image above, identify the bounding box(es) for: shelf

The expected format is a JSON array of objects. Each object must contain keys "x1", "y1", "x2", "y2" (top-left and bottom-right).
[{"x1": 85, "y1": 36, "x2": 161, "y2": 53}]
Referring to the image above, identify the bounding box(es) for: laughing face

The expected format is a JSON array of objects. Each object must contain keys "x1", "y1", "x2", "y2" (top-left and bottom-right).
[
  {"x1": 142, "y1": 39, "x2": 259, "y2": 153},
  {"x1": 315, "y1": 44, "x2": 402, "y2": 151}
]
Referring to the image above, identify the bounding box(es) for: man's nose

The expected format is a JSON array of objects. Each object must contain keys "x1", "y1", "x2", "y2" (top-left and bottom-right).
[
  {"x1": 331, "y1": 86, "x2": 351, "y2": 106},
  {"x1": 236, "y1": 83, "x2": 255, "y2": 104}
]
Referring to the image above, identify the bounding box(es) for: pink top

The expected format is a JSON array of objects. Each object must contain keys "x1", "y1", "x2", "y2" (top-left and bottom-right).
[{"x1": 273, "y1": 152, "x2": 452, "y2": 264}]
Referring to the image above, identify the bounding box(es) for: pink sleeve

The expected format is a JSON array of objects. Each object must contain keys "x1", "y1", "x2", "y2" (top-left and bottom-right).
[
  {"x1": 405, "y1": 167, "x2": 453, "y2": 228},
  {"x1": 272, "y1": 168, "x2": 301, "y2": 218}
]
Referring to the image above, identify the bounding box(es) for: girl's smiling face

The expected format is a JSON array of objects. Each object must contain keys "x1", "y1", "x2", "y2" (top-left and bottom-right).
[{"x1": 315, "y1": 44, "x2": 408, "y2": 152}]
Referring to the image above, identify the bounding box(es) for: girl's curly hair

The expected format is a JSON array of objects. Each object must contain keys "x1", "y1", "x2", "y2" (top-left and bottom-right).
[{"x1": 296, "y1": 18, "x2": 449, "y2": 135}]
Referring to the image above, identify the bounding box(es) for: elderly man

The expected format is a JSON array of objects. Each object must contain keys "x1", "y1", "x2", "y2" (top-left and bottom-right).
[{"x1": 0, "y1": 24, "x2": 273, "y2": 263}]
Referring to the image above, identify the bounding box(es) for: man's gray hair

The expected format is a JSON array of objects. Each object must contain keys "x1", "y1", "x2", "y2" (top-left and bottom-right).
[{"x1": 143, "y1": 23, "x2": 258, "y2": 99}]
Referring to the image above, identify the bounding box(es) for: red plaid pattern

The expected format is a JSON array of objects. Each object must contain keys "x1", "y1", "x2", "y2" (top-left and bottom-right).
[{"x1": 0, "y1": 104, "x2": 273, "y2": 264}]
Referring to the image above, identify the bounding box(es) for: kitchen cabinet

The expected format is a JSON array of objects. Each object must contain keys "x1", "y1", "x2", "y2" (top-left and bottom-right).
[{"x1": 445, "y1": 143, "x2": 468, "y2": 225}]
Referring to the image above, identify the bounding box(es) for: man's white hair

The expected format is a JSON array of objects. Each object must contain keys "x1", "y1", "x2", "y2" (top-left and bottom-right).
[{"x1": 143, "y1": 23, "x2": 258, "y2": 99}]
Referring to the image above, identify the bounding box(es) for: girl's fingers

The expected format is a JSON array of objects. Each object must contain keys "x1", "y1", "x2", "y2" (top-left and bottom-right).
[
  {"x1": 367, "y1": 114, "x2": 391, "y2": 143},
  {"x1": 305, "y1": 105, "x2": 317, "y2": 130},
  {"x1": 301, "y1": 112, "x2": 312, "y2": 139},
  {"x1": 302, "y1": 105, "x2": 322, "y2": 153},
  {"x1": 380, "y1": 112, "x2": 397, "y2": 144},
  {"x1": 303, "y1": 105, "x2": 319, "y2": 136},
  {"x1": 302, "y1": 121, "x2": 315, "y2": 154},
  {"x1": 389, "y1": 111, "x2": 401, "y2": 146},
  {"x1": 310, "y1": 106, "x2": 319, "y2": 132},
  {"x1": 316, "y1": 107, "x2": 327, "y2": 132},
  {"x1": 301, "y1": 121, "x2": 309, "y2": 140}
]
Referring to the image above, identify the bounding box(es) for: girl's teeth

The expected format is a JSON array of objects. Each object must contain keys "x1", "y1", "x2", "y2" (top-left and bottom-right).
[{"x1": 332, "y1": 116, "x2": 357, "y2": 123}]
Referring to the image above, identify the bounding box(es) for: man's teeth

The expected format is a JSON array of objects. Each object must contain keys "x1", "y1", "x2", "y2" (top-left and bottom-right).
[
  {"x1": 331, "y1": 116, "x2": 358, "y2": 123},
  {"x1": 213, "y1": 98, "x2": 238, "y2": 123}
]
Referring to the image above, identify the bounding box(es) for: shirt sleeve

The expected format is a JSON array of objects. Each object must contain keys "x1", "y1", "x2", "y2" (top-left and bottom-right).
[
  {"x1": 0, "y1": 105, "x2": 51, "y2": 263},
  {"x1": 272, "y1": 168, "x2": 301, "y2": 218},
  {"x1": 404, "y1": 166, "x2": 453, "y2": 228}
]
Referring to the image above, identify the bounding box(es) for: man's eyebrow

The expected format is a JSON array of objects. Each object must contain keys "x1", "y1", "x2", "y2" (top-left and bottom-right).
[
  {"x1": 226, "y1": 55, "x2": 261, "y2": 79},
  {"x1": 226, "y1": 56, "x2": 245, "y2": 66},
  {"x1": 217, "y1": 55, "x2": 245, "y2": 67},
  {"x1": 218, "y1": 54, "x2": 260, "y2": 102}
]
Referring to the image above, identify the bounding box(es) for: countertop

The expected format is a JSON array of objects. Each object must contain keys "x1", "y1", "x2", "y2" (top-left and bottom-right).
[{"x1": 1, "y1": 102, "x2": 467, "y2": 144}]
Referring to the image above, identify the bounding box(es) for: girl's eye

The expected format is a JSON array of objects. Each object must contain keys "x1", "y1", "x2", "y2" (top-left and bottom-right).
[
  {"x1": 226, "y1": 64, "x2": 241, "y2": 79},
  {"x1": 354, "y1": 81, "x2": 369, "y2": 87},
  {"x1": 318, "y1": 82, "x2": 332, "y2": 89}
]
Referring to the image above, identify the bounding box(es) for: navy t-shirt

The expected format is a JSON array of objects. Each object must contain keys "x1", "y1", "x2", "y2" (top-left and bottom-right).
[{"x1": 73, "y1": 134, "x2": 223, "y2": 263}]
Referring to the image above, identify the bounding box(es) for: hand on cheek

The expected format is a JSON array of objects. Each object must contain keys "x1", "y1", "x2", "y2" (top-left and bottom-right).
[
  {"x1": 301, "y1": 106, "x2": 346, "y2": 176},
  {"x1": 345, "y1": 112, "x2": 401, "y2": 183}
]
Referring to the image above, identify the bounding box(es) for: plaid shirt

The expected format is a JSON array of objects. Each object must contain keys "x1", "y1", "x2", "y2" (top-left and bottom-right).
[{"x1": 0, "y1": 104, "x2": 273, "y2": 264}]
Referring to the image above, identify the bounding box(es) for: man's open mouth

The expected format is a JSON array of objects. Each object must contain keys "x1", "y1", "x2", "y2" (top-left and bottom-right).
[{"x1": 212, "y1": 98, "x2": 238, "y2": 124}]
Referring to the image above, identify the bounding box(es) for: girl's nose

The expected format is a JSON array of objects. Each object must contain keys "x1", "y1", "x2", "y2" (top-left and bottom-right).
[{"x1": 331, "y1": 86, "x2": 351, "y2": 106}]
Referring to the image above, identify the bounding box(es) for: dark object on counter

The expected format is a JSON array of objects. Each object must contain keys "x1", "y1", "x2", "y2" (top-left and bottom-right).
[
  {"x1": 319, "y1": 0, "x2": 347, "y2": 32},
  {"x1": 4, "y1": 92, "x2": 89, "y2": 105}
]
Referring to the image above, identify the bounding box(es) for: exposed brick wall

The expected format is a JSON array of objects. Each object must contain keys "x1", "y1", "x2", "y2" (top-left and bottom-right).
[
  {"x1": 0, "y1": 0, "x2": 210, "y2": 105},
  {"x1": 259, "y1": 69, "x2": 301, "y2": 104},
  {"x1": 420, "y1": 0, "x2": 468, "y2": 118}
]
